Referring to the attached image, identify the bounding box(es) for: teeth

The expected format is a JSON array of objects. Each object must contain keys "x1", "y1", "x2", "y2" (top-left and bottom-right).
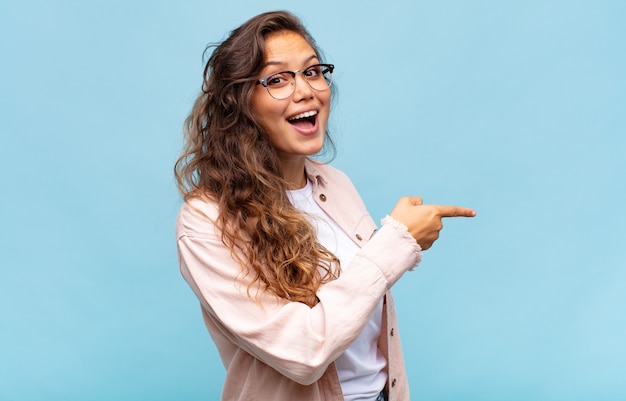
[{"x1": 289, "y1": 110, "x2": 317, "y2": 121}]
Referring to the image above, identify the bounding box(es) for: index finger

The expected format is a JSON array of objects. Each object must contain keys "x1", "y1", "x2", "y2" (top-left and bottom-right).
[{"x1": 434, "y1": 205, "x2": 477, "y2": 218}]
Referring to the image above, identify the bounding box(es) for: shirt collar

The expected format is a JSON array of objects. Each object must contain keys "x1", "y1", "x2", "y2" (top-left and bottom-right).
[{"x1": 304, "y1": 158, "x2": 328, "y2": 188}]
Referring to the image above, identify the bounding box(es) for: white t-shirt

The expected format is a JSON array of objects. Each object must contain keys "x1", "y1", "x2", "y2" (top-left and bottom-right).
[{"x1": 287, "y1": 181, "x2": 387, "y2": 401}]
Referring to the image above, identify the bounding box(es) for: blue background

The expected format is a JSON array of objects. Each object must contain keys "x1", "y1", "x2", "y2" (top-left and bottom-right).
[{"x1": 1, "y1": 1, "x2": 625, "y2": 400}]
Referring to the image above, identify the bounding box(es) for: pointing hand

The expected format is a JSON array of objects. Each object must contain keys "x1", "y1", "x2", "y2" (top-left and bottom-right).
[{"x1": 389, "y1": 196, "x2": 476, "y2": 250}]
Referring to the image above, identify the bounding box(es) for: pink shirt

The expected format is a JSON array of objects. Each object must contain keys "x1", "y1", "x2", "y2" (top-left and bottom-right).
[{"x1": 176, "y1": 159, "x2": 422, "y2": 400}]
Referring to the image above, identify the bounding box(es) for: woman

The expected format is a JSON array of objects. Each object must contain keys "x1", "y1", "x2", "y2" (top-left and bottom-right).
[{"x1": 175, "y1": 10, "x2": 475, "y2": 401}]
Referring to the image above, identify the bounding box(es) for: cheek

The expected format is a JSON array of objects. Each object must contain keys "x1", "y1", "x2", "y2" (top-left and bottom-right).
[
  {"x1": 251, "y1": 95, "x2": 284, "y2": 126},
  {"x1": 253, "y1": 109, "x2": 284, "y2": 146},
  {"x1": 320, "y1": 102, "x2": 331, "y2": 125},
  {"x1": 320, "y1": 92, "x2": 331, "y2": 113},
  {"x1": 257, "y1": 110, "x2": 286, "y2": 139}
]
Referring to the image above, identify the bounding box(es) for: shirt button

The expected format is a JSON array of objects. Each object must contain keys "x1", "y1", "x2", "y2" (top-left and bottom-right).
[
  {"x1": 391, "y1": 378, "x2": 397, "y2": 387},
  {"x1": 319, "y1": 194, "x2": 327, "y2": 202},
  {"x1": 390, "y1": 328, "x2": 394, "y2": 336},
  {"x1": 355, "y1": 234, "x2": 362, "y2": 241}
]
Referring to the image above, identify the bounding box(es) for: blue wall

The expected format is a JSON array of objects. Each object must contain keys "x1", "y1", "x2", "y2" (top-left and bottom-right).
[{"x1": 1, "y1": 1, "x2": 625, "y2": 400}]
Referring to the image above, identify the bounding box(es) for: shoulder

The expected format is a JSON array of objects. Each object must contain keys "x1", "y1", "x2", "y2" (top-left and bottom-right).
[{"x1": 176, "y1": 196, "x2": 221, "y2": 240}]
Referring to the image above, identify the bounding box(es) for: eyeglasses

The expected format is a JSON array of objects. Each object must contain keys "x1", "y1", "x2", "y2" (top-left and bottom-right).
[{"x1": 257, "y1": 63, "x2": 334, "y2": 100}]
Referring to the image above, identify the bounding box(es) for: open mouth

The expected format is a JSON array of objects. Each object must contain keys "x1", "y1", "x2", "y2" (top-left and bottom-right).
[{"x1": 288, "y1": 110, "x2": 318, "y2": 129}]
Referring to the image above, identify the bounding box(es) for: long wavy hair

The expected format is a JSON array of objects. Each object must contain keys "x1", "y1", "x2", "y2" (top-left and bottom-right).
[{"x1": 175, "y1": 11, "x2": 339, "y2": 307}]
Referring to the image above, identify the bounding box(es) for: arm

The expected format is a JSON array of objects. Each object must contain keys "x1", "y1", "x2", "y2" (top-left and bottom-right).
[{"x1": 176, "y1": 199, "x2": 421, "y2": 385}]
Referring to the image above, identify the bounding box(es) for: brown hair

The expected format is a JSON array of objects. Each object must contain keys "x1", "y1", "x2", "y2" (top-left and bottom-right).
[{"x1": 175, "y1": 11, "x2": 338, "y2": 307}]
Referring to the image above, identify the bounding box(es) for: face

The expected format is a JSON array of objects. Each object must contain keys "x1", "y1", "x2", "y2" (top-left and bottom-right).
[{"x1": 250, "y1": 31, "x2": 331, "y2": 166}]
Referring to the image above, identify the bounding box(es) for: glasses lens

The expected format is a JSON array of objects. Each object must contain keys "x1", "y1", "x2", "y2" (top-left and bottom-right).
[
  {"x1": 265, "y1": 72, "x2": 294, "y2": 100},
  {"x1": 305, "y1": 64, "x2": 333, "y2": 91}
]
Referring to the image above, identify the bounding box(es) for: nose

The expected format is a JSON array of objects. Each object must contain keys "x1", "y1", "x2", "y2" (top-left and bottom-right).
[{"x1": 292, "y1": 72, "x2": 314, "y2": 101}]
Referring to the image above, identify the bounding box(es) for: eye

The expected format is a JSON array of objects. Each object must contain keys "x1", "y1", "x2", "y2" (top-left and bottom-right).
[
  {"x1": 266, "y1": 72, "x2": 291, "y2": 87},
  {"x1": 304, "y1": 65, "x2": 322, "y2": 78}
]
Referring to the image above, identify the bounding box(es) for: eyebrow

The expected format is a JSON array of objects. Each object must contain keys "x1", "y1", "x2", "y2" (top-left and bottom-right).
[{"x1": 263, "y1": 54, "x2": 319, "y2": 69}]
